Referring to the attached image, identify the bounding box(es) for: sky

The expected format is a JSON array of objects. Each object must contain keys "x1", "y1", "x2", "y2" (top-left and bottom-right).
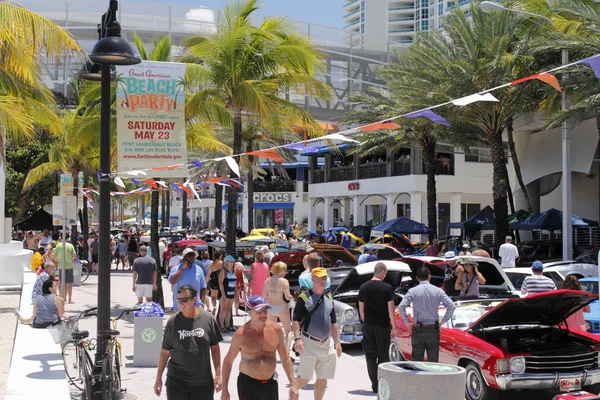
[{"x1": 142, "y1": 0, "x2": 345, "y2": 28}]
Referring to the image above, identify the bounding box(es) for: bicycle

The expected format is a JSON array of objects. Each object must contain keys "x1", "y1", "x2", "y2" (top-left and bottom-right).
[
  {"x1": 80, "y1": 260, "x2": 91, "y2": 283},
  {"x1": 62, "y1": 307, "x2": 140, "y2": 400}
]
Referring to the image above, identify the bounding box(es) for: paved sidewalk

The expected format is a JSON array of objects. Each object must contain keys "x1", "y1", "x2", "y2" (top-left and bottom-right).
[{"x1": 70, "y1": 270, "x2": 374, "y2": 399}]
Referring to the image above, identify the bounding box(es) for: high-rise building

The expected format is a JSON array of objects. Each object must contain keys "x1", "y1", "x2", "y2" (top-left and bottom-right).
[{"x1": 343, "y1": 0, "x2": 474, "y2": 51}]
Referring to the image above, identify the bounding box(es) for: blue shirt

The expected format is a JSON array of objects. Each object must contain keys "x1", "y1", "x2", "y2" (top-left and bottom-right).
[
  {"x1": 341, "y1": 234, "x2": 351, "y2": 249},
  {"x1": 168, "y1": 263, "x2": 207, "y2": 311},
  {"x1": 326, "y1": 234, "x2": 335, "y2": 244},
  {"x1": 196, "y1": 259, "x2": 212, "y2": 277},
  {"x1": 358, "y1": 254, "x2": 370, "y2": 264},
  {"x1": 399, "y1": 281, "x2": 456, "y2": 325},
  {"x1": 298, "y1": 271, "x2": 331, "y2": 290}
]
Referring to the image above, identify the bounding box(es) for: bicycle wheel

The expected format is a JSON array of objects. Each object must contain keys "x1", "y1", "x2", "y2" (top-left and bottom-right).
[
  {"x1": 101, "y1": 356, "x2": 114, "y2": 400},
  {"x1": 113, "y1": 344, "x2": 122, "y2": 398},
  {"x1": 62, "y1": 341, "x2": 83, "y2": 390},
  {"x1": 81, "y1": 349, "x2": 93, "y2": 400},
  {"x1": 81, "y1": 265, "x2": 90, "y2": 283}
]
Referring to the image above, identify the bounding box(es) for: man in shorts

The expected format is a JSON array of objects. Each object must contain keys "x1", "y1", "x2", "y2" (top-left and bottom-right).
[
  {"x1": 132, "y1": 246, "x2": 157, "y2": 303},
  {"x1": 221, "y1": 296, "x2": 298, "y2": 400},
  {"x1": 292, "y1": 268, "x2": 342, "y2": 400},
  {"x1": 54, "y1": 240, "x2": 76, "y2": 304}
]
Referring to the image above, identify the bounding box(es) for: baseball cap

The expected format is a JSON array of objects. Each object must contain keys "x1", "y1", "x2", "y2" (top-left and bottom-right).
[
  {"x1": 260, "y1": 245, "x2": 269, "y2": 252},
  {"x1": 247, "y1": 295, "x2": 270, "y2": 311},
  {"x1": 462, "y1": 243, "x2": 470, "y2": 249},
  {"x1": 224, "y1": 255, "x2": 235, "y2": 262},
  {"x1": 139, "y1": 245, "x2": 148, "y2": 252},
  {"x1": 532, "y1": 260, "x2": 544, "y2": 271},
  {"x1": 444, "y1": 251, "x2": 456, "y2": 260},
  {"x1": 311, "y1": 267, "x2": 329, "y2": 278},
  {"x1": 181, "y1": 248, "x2": 198, "y2": 258},
  {"x1": 365, "y1": 245, "x2": 372, "y2": 252}
]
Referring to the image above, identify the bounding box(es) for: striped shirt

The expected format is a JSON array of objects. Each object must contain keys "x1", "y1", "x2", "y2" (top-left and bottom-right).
[{"x1": 522, "y1": 275, "x2": 556, "y2": 294}]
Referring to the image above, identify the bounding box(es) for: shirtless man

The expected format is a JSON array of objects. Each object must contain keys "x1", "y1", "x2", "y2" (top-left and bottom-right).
[{"x1": 221, "y1": 295, "x2": 299, "y2": 400}]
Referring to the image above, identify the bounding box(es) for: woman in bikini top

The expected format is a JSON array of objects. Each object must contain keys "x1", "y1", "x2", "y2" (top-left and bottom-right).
[{"x1": 262, "y1": 261, "x2": 293, "y2": 352}]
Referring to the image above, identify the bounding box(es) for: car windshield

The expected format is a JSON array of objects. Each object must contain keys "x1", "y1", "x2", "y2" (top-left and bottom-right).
[
  {"x1": 519, "y1": 244, "x2": 537, "y2": 258},
  {"x1": 447, "y1": 301, "x2": 504, "y2": 330},
  {"x1": 580, "y1": 281, "x2": 599, "y2": 295},
  {"x1": 507, "y1": 273, "x2": 526, "y2": 290}
]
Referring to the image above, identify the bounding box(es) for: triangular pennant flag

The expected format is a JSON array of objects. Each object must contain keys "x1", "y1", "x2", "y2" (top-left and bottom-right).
[
  {"x1": 224, "y1": 156, "x2": 240, "y2": 177},
  {"x1": 323, "y1": 133, "x2": 359, "y2": 143},
  {"x1": 512, "y1": 73, "x2": 561, "y2": 91},
  {"x1": 204, "y1": 177, "x2": 228, "y2": 183},
  {"x1": 155, "y1": 180, "x2": 168, "y2": 188},
  {"x1": 125, "y1": 170, "x2": 147, "y2": 176},
  {"x1": 184, "y1": 181, "x2": 203, "y2": 203},
  {"x1": 142, "y1": 179, "x2": 158, "y2": 189},
  {"x1": 247, "y1": 149, "x2": 286, "y2": 163},
  {"x1": 114, "y1": 176, "x2": 126, "y2": 189},
  {"x1": 189, "y1": 160, "x2": 204, "y2": 168},
  {"x1": 405, "y1": 109, "x2": 451, "y2": 127},
  {"x1": 178, "y1": 183, "x2": 193, "y2": 198},
  {"x1": 361, "y1": 122, "x2": 402, "y2": 132},
  {"x1": 283, "y1": 143, "x2": 320, "y2": 152},
  {"x1": 152, "y1": 164, "x2": 180, "y2": 171},
  {"x1": 579, "y1": 54, "x2": 600, "y2": 79},
  {"x1": 451, "y1": 93, "x2": 499, "y2": 106}
]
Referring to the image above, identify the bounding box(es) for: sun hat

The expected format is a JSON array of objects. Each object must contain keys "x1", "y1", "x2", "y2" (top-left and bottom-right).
[
  {"x1": 224, "y1": 255, "x2": 235, "y2": 262},
  {"x1": 260, "y1": 245, "x2": 269, "y2": 252},
  {"x1": 247, "y1": 295, "x2": 271, "y2": 311},
  {"x1": 532, "y1": 260, "x2": 544, "y2": 271},
  {"x1": 459, "y1": 258, "x2": 479, "y2": 267},
  {"x1": 311, "y1": 267, "x2": 329, "y2": 278},
  {"x1": 444, "y1": 251, "x2": 456, "y2": 260},
  {"x1": 181, "y1": 248, "x2": 198, "y2": 258}
]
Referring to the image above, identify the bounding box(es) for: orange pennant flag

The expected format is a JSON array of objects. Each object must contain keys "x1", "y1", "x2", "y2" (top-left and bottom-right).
[
  {"x1": 247, "y1": 149, "x2": 286, "y2": 163},
  {"x1": 361, "y1": 122, "x2": 402, "y2": 132},
  {"x1": 178, "y1": 183, "x2": 193, "y2": 198},
  {"x1": 512, "y1": 73, "x2": 561, "y2": 92},
  {"x1": 152, "y1": 165, "x2": 180, "y2": 171},
  {"x1": 142, "y1": 179, "x2": 158, "y2": 188},
  {"x1": 204, "y1": 177, "x2": 228, "y2": 183}
]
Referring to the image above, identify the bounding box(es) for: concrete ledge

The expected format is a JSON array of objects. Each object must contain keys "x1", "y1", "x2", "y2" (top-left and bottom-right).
[
  {"x1": 4, "y1": 270, "x2": 71, "y2": 400},
  {"x1": 0, "y1": 242, "x2": 32, "y2": 285}
]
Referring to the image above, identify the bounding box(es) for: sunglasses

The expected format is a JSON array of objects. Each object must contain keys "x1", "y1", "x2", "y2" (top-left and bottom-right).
[
  {"x1": 53, "y1": 279, "x2": 60, "y2": 282},
  {"x1": 176, "y1": 297, "x2": 193, "y2": 303}
]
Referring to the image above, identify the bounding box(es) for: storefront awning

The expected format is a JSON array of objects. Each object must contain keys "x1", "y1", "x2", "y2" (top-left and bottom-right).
[{"x1": 221, "y1": 203, "x2": 243, "y2": 210}]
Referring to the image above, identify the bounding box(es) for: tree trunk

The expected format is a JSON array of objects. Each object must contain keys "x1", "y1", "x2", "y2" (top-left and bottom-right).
[
  {"x1": 247, "y1": 140, "x2": 254, "y2": 233},
  {"x1": 226, "y1": 111, "x2": 243, "y2": 255},
  {"x1": 141, "y1": 197, "x2": 146, "y2": 227},
  {"x1": 71, "y1": 171, "x2": 79, "y2": 248},
  {"x1": 422, "y1": 139, "x2": 437, "y2": 241},
  {"x1": 161, "y1": 189, "x2": 166, "y2": 228},
  {"x1": 215, "y1": 184, "x2": 223, "y2": 229},
  {"x1": 182, "y1": 190, "x2": 188, "y2": 228},
  {"x1": 489, "y1": 129, "x2": 510, "y2": 242},
  {"x1": 150, "y1": 188, "x2": 164, "y2": 308},
  {"x1": 507, "y1": 117, "x2": 532, "y2": 213},
  {"x1": 166, "y1": 190, "x2": 171, "y2": 229},
  {"x1": 82, "y1": 173, "x2": 89, "y2": 260}
]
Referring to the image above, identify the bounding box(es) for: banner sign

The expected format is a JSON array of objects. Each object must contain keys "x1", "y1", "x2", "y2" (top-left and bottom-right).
[
  {"x1": 116, "y1": 61, "x2": 188, "y2": 178},
  {"x1": 60, "y1": 172, "x2": 83, "y2": 207}
]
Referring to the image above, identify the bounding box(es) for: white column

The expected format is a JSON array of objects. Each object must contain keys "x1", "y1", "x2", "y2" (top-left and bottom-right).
[
  {"x1": 308, "y1": 199, "x2": 315, "y2": 231},
  {"x1": 386, "y1": 193, "x2": 396, "y2": 221},
  {"x1": 352, "y1": 195, "x2": 362, "y2": 227},
  {"x1": 450, "y1": 193, "x2": 462, "y2": 237},
  {"x1": 323, "y1": 196, "x2": 332, "y2": 229},
  {"x1": 410, "y1": 192, "x2": 423, "y2": 242}
]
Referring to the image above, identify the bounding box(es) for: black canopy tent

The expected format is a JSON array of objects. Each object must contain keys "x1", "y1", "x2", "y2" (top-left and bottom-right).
[
  {"x1": 13, "y1": 209, "x2": 53, "y2": 231},
  {"x1": 510, "y1": 208, "x2": 599, "y2": 231},
  {"x1": 370, "y1": 217, "x2": 433, "y2": 238},
  {"x1": 447, "y1": 205, "x2": 496, "y2": 238}
]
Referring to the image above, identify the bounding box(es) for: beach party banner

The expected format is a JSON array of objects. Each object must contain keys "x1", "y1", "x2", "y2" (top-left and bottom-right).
[{"x1": 116, "y1": 61, "x2": 188, "y2": 178}]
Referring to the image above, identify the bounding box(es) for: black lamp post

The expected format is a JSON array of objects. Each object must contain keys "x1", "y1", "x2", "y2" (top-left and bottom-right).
[{"x1": 81, "y1": 1, "x2": 140, "y2": 397}]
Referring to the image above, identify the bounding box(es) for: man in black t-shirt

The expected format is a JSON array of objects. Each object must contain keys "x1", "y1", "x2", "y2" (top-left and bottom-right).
[
  {"x1": 442, "y1": 251, "x2": 463, "y2": 297},
  {"x1": 358, "y1": 262, "x2": 397, "y2": 393},
  {"x1": 155, "y1": 285, "x2": 223, "y2": 399}
]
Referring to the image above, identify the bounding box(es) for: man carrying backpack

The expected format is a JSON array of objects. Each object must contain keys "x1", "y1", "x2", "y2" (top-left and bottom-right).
[{"x1": 292, "y1": 267, "x2": 342, "y2": 400}]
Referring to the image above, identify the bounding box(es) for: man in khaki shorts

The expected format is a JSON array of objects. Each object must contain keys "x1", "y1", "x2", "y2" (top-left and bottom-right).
[{"x1": 292, "y1": 267, "x2": 342, "y2": 400}]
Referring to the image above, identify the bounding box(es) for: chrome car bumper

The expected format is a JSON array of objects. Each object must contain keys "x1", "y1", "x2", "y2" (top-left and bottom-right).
[
  {"x1": 338, "y1": 322, "x2": 363, "y2": 344},
  {"x1": 495, "y1": 369, "x2": 600, "y2": 391}
]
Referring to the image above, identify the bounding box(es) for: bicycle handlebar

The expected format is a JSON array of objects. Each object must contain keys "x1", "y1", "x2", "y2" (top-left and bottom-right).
[{"x1": 114, "y1": 308, "x2": 142, "y2": 321}]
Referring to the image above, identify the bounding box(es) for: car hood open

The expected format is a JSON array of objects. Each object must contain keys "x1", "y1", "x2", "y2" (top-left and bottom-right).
[
  {"x1": 310, "y1": 244, "x2": 358, "y2": 265},
  {"x1": 469, "y1": 290, "x2": 598, "y2": 331}
]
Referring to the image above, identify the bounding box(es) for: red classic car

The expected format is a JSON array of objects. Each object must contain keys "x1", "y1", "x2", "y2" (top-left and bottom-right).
[{"x1": 390, "y1": 290, "x2": 600, "y2": 399}]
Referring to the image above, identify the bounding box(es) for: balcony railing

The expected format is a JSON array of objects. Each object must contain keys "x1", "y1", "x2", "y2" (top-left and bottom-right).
[
  {"x1": 389, "y1": 28, "x2": 415, "y2": 33},
  {"x1": 344, "y1": 8, "x2": 360, "y2": 18},
  {"x1": 253, "y1": 181, "x2": 296, "y2": 192},
  {"x1": 344, "y1": 0, "x2": 360, "y2": 8},
  {"x1": 358, "y1": 162, "x2": 387, "y2": 179},
  {"x1": 389, "y1": 6, "x2": 415, "y2": 10},
  {"x1": 389, "y1": 17, "x2": 414, "y2": 22},
  {"x1": 312, "y1": 170, "x2": 325, "y2": 184},
  {"x1": 343, "y1": 19, "x2": 361, "y2": 29},
  {"x1": 330, "y1": 166, "x2": 355, "y2": 182},
  {"x1": 393, "y1": 160, "x2": 411, "y2": 176}
]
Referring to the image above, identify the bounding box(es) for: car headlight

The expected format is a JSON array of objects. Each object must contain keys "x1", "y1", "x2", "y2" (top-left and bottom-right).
[
  {"x1": 344, "y1": 309, "x2": 356, "y2": 321},
  {"x1": 510, "y1": 356, "x2": 525, "y2": 374}
]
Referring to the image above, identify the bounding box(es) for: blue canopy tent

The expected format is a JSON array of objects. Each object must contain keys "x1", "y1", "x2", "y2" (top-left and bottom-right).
[
  {"x1": 447, "y1": 205, "x2": 496, "y2": 238},
  {"x1": 370, "y1": 217, "x2": 433, "y2": 238},
  {"x1": 510, "y1": 208, "x2": 599, "y2": 231}
]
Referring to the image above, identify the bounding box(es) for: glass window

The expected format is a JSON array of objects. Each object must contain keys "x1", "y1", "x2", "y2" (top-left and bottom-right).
[
  {"x1": 361, "y1": 24, "x2": 365, "y2": 33},
  {"x1": 438, "y1": 203, "x2": 450, "y2": 236},
  {"x1": 422, "y1": 20, "x2": 429, "y2": 30},
  {"x1": 422, "y1": 9, "x2": 429, "y2": 18},
  {"x1": 439, "y1": 3, "x2": 443, "y2": 14},
  {"x1": 397, "y1": 204, "x2": 411, "y2": 219},
  {"x1": 460, "y1": 203, "x2": 481, "y2": 221}
]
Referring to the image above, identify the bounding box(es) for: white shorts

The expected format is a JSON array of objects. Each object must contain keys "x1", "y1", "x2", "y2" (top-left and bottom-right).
[
  {"x1": 135, "y1": 284, "x2": 153, "y2": 298},
  {"x1": 297, "y1": 335, "x2": 337, "y2": 380}
]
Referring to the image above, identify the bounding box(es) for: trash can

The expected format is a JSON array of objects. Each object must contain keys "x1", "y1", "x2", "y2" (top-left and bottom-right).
[
  {"x1": 378, "y1": 362, "x2": 465, "y2": 400},
  {"x1": 72, "y1": 260, "x2": 82, "y2": 287},
  {"x1": 133, "y1": 302, "x2": 165, "y2": 367}
]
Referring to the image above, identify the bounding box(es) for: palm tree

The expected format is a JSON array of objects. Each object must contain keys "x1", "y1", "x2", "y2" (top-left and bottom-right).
[{"x1": 180, "y1": 0, "x2": 331, "y2": 254}]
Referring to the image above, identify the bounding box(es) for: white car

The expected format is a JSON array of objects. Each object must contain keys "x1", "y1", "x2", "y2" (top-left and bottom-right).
[
  {"x1": 542, "y1": 260, "x2": 598, "y2": 279},
  {"x1": 504, "y1": 267, "x2": 565, "y2": 292}
]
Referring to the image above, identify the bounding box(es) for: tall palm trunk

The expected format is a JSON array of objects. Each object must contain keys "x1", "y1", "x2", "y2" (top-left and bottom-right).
[
  {"x1": 226, "y1": 111, "x2": 243, "y2": 254},
  {"x1": 247, "y1": 140, "x2": 254, "y2": 232},
  {"x1": 71, "y1": 171, "x2": 79, "y2": 248},
  {"x1": 150, "y1": 189, "x2": 164, "y2": 308},
  {"x1": 141, "y1": 197, "x2": 146, "y2": 227},
  {"x1": 215, "y1": 185, "x2": 223, "y2": 229},
  {"x1": 161, "y1": 190, "x2": 166, "y2": 228},
  {"x1": 82, "y1": 173, "x2": 89, "y2": 260},
  {"x1": 488, "y1": 128, "x2": 510, "y2": 241},
  {"x1": 507, "y1": 117, "x2": 532, "y2": 213},
  {"x1": 422, "y1": 139, "x2": 437, "y2": 241},
  {"x1": 182, "y1": 190, "x2": 188, "y2": 228},
  {"x1": 166, "y1": 191, "x2": 171, "y2": 228}
]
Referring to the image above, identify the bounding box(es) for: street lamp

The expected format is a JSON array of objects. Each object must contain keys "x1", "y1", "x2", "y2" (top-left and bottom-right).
[
  {"x1": 79, "y1": 0, "x2": 140, "y2": 397},
  {"x1": 480, "y1": 1, "x2": 572, "y2": 262}
]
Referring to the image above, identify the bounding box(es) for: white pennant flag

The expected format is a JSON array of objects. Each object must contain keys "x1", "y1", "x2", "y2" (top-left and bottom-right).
[
  {"x1": 155, "y1": 180, "x2": 168, "y2": 188},
  {"x1": 224, "y1": 156, "x2": 240, "y2": 177},
  {"x1": 114, "y1": 176, "x2": 126, "y2": 189},
  {"x1": 184, "y1": 180, "x2": 203, "y2": 203},
  {"x1": 125, "y1": 170, "x2": 147, "y2": 176},
  {"x1": 451, "y1": 93, "x2": 499, "y2": 106},
  {"x1": 324, "y1": 133, "x2": 359, "y2": 143}
]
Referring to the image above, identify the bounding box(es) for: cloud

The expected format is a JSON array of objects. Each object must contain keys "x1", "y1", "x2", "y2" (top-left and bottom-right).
[{"x1": 184, "y1": 8, "x2": 216, "y2": 33}]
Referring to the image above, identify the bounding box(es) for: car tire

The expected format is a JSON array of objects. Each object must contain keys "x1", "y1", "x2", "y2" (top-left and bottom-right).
[
  {"x1": 465, "y1": 362, "x2": 498, "y2": 400},
  {"x1": 388, "y1": 339, "x2": 404, "y2": 362}
]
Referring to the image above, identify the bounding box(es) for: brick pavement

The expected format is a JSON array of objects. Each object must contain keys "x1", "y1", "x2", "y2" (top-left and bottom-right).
[{"x1": 70, "y1": 270, "x2": 375, "y2": 400}]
